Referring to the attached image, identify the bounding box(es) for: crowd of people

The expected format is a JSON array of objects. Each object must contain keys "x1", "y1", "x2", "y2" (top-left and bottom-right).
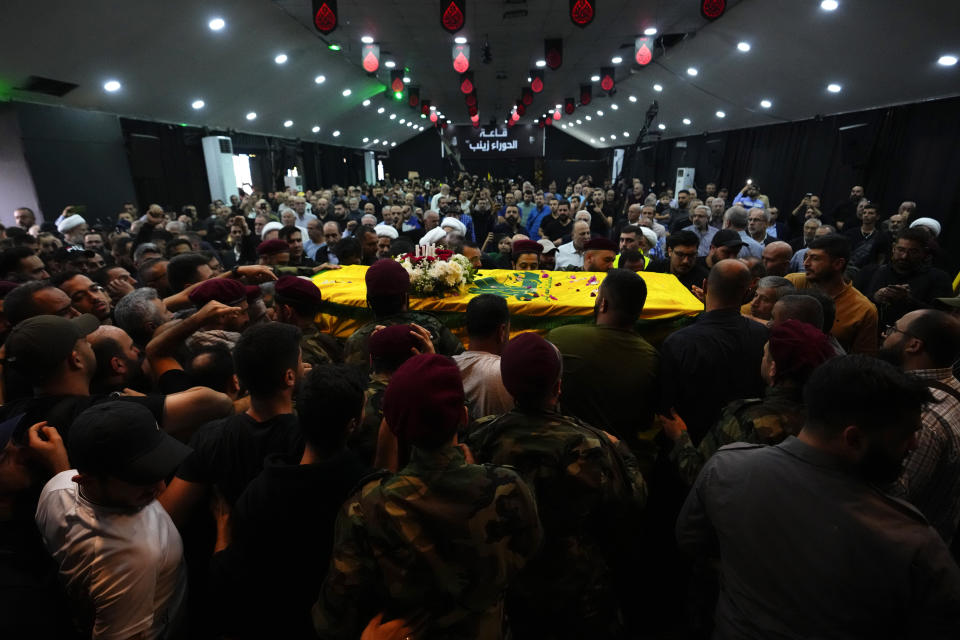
[{"x1": 2, "y1": 172, "x2": 960, "y2": 639}]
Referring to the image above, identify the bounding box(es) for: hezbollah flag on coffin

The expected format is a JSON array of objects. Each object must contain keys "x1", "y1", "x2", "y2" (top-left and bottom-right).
[{"x1": 311, "y1": 265, "x2": 702, "y2": 343}]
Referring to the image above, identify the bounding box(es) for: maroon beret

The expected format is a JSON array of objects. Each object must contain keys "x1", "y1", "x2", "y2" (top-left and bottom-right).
[
  {"x1": 584, "y1": 237, "x2": 617, "y2": 252},
  {"x1": 365, "y1": 258, "x2": 410, "y2": 297},
  {"x1": 245, "y1": 285, "x2": 262, "y2": 303},
  {"x1": 188, "y1": 277, "x2": 247, "y2": 307},
  {"x1": 769, "y1": 319, "x2": 834, "y2": 383},
  {"x1": 383, "y1": 353, "x2": 465, "y2": 448},
  {"x1": 368, "y1": 324, "x2": 418, "y2": 371},
  {"x1": 257, "y1": 239, "x2": 290, "y2": 256},
  {"x1": 275, "y1": 275, "x2": 323, "y2": 306},
  {"x1": 500, "y1": 332, "x2": 561, "y2": 402},
  {"x1": 511, "y1": 239, "x2": 543, "y2": 256}
]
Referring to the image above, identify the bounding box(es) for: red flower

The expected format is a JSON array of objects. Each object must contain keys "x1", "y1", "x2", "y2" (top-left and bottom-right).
[{"x1": 436, "y1": 249, "x2": 454, "y2": 260}]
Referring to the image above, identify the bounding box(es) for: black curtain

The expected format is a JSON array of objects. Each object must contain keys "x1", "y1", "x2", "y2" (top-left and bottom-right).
[{"x1": 122, "y1": 118, "x2": 209, "y2": 211}]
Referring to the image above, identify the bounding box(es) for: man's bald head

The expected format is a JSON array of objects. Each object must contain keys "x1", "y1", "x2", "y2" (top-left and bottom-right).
[
  {"x1": 762, "y1": 241, "x2": 793, "y2": 277},
  {"x1": 707, "y1": 259, "x2": 752, "y2": 308}
]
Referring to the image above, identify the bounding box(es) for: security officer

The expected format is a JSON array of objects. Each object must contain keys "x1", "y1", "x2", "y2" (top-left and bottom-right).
[{"x1": 273, "y1": 275, "x2": 341, "y2": 366}]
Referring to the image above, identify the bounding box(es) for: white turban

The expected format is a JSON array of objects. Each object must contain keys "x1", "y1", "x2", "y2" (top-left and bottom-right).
[
  {"x1": 57, "y1": 214, "x2": 86, "y2": 233},
  {"x1": 419, "y1": 227, "x2": 447, "y2": 246},
  {"x1": 639, "y1": 226, "x2": 658, "y2": 249},
  {"x1": 440, "y1": 217, "x2": 467, "y2": 236},
  {"x1": 374, "y1": 224, "x2": 398, "y2": 240},
  {"x1": 260, "y1": 221, "x2": 283, "y2": 239},
  {"x1": 910, "y1": 217, "x2": 941, "y2": 237}
]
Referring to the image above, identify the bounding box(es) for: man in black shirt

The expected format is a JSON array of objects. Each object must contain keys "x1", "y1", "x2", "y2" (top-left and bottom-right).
[
  {"x1": 649, "y1": 231, "x2": 710, "y2": 292},
  {"x1": 540, "y1": 200, "x2": 574, "y2": 245}
]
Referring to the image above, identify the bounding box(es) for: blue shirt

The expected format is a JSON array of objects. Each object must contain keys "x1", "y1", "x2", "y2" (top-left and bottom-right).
[
  {"x1": 733, "y1": 194, "x2": 765, "y2": 209},
  {"x1": 526, "y1": 205, "x2": 552, "y2": 238},
  {"x1": 683, "y1": 225, "x2": 718, "y2": 257},
  {"x1": 737, "y1": 231, "x2": 764, "y2": 259}
]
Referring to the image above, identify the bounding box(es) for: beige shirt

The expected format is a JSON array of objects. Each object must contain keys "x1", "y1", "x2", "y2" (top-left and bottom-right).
[{"x1": 453, "y1": 350, "x2": 514, "y2": 420}]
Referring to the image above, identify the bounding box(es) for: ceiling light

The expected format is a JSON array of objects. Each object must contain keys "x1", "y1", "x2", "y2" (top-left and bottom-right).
[
  {"x1": 590, "y1": 138, "x2": 596, "y2": 143},
  {"x1": 403, "y1": 76, "x2": 411, "y2": 84},
  {"x1": 687, "y1": 67, "x2": 698, "y2": 76},
  {"x1": 610, "y1": 103, "x2": 618, "y2": 110},
  {"x1": 382, "y1": 141, "x2": 389, "y2": 146},
  {"x1": 361, "y1": 35, "x2": 374, "y2": 44},
  {"x1": 591, "y1": 74, "x2": 600, "y2": 82},
  {"x1": 827, "y1": 83, "x2": 842, "y2": 93},
  {"x1": 561, "y1": 124, "x2": 567, "y2": 129},
  {"x1": 312, "y1": 126, "x2": 320, "y2": 133},
  {"x1": 653, "y1": 83, "x2": 663, "y2": 92},
  {"x1": 191, "y1": 100, "x2": 205, "y2": 109},
  {"x1": 658, "y1": 123, "x2": 666, "y2": 130},
  {"x1": 455, "y1": 36, "x2": 468, "y2": 44},
  {"x1": 314, "y1": 75, "x2": 326, "y2": 84},
  {"x1": 716, "y1": 110, "x2": 726, "y2": 118},
  {"x1": 820, "y1": 0, "x2": 839, "y2": 10},
  {"x1": 644, "y1": 27, "x2": 658, "y2": 36},
  {"x1": 378, "y1": 107, "x2": 386, "y2": 113},
  {"x1": 373, "y1": 139, "x2": 380, "y2": 143},
  {"x1": 275, "y1": 54, "x2": 288, "y2": 64},
  {"x1": 208, "y1": 18, "x2": 225, "y2": 31},
  {"x1": 610, "y1": 134, "x2": 617, "y2": 139},
  {"x1": 938, "y1": 55, "x2": 958, "y2": 66},
  {"x1": 600, "y1": 137, "x2": 606, "y2": 142},
  {"x1": 362, "y1": 99, "x2": 371, "y2": 107},
  {"x1": 585, "y1": 115, "x2": 592, "y2": 120},
  {"x1": 419, "y1": 126, "x2": 424, "y2": 131},
  {"x1": 760, "y1": 99, "x2": 772, "y2": 108},
  {"x1": 327, "y1": 43, "x2": 341, "y2": 51},
  {"x1": 342, "y1": 88, "x2": 352, "y2": 97},
  {"x1": 103, "y1": 80, "x2": 121, "y2": 92},
  {"x1": 391, "y1": 142, "x2": 397, "y2": 147},
  {"x1": 407, "y1": 122, "x2": 413, "y2": 127},
  {"x1": 384, "y1": 60, "x2": 396, "y2": 69},
  {"x1": 535, "y1": 59, "x2": 546, "y2": 68},
  {"x1": 332, "y1": 130, "x2": 341, "y2": 137},
  {"x1": 527, "y1": 76, "x2": 532, "y2": 82},
  {"x1": 629, "y1": 95, "x2": 637, "y2": 102},
  {"x1": 682, "y1": 118, "x2": 691, "y2": 125},
  {"x1": 283, "y1": 120, "x2": 293, "y2": 127},
  {"x1": 246, "y1": 112, "x2": 257, "y2": 120},
  {"x1": 363, "y1": 137, "x2": 369, "y2": 143},
  {"x1": 430, "y1": 105, "x2": 436, "y2": 110},
  {"x1": 399, "y1": 118, "x2": 406, "y2": 124},
  {"x1": 611, "y1": 56, "x2": 623, "y2": 64},
  {"x1": 576, "y1": 119, "x2": 582, "y2": 124},
  {"x1": 389, "y1": 114, "x2": 396, "y2": 120},
  {"x1": 737, "y1": 42, "x2": 751, "y2": 52},
  {"x1": 623, "y1": 131, "x2": 629, "y2": 136},
  {"x1": 596, "y1": 110, "x2": 603, "y2": 116}
]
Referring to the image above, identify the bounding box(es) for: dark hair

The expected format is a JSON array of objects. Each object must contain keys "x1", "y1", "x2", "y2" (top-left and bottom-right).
[
  {"x1": 619, "y1": 224, "x2": 642, "y2": 237},
  {"x1": 800, "y1": 289, "x2": 837, "y2": 332},
  {"x1": 188, "y1": 346, "x2": 236, "y2": 394},
  {"x1": 895, "y1": 228, "x2": 930, "y2": 249},
  {"x1": 166, "y1": 238, "x2": 193, "y2": 257},
  {"x1": 334, "y1": 237, "x2": 361, "y2": 263},
  {"x1": 5, "y1": 227, "x2": 27, "y2": 241},
  {"x1": 278, "y1": 226, "x2": 301, "y2": 242},
  {"x1": 151, "y1": 229, "x2": 173, "y2": 242},
  {"x1": 619, "y1": 249, "x2": 645, "y2": 265},
  {"x1": 599, "y1": 269, "x2": 648, "y2": 326},
  {"x1": 233, "y1": 322, "x2": 302, "y2": 396},
  {"x1": 50, "y1": 270, "x2": 84, "y2": 288},
  {"x1": 775, "y1": 293, "x2": 825, "y2": 331},
  {"x1": 4, "y1": 280, "x2": 56, "y2": 325},
  {"x1": 555, "y1": 200, "x2": 571, "y2": 210},
  {"x1": 678, "y1": 189, "x2": 690, "y2": 196},
  {"x1": 808, "y1": 235, "x2": 851, "y2": 266},
  {"x1": 391, "y1": 238, "x2": 415, "y2": 256},
  {"x1": 137, "y1": 257, "x2": 168, "y2": 285},
  {"x1": 465, "y1": 294, "x2": 509, "y2": 339},
  {"x1": 905, "y1": 310, "x2": 960, "y2": 368},
  {"x1": 167, "y1": 252, "x2": 211, "y2": 293},
  {"x1": 88, "y1": 336, "x2": 126, "y2": 391},
  {"x1": 667, "y1": 230, "x2": 699, "y2": 250},
  {"x1": 357, "y1": 224, "x2": 377, "y2": 239},
  {"x1": 296, "y1": 364, "x2": 366, "y2": 452},
  {"x1": 804, "y1": 355, "x2": 932, "y2": 435},
  {"x1": 0, "y1": 246, "x2": 38, "y2": 280}
]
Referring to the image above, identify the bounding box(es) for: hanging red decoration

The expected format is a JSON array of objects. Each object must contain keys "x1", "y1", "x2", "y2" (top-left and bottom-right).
[
  {"x1": 452, "y1": 44, "x2": 470, "y2": 73},
  {"x1": 459, "y1": 71, "x2": 474, "y2": 94},
  {"x1": 390, "y1": 70, "x2": 404, "y2": 93},
  {"x1": 544, "y1": 38, "x2": 563, "y2": 70},
  {"x1": 408, "y1": 87, "x2": 420, "y2": 108},
  {"x1": 312, "y1": 0, "x2": 338, "y2": 34},
  {"x1": 471, "y1": 113, "x2": 479, "y2": 122},
  {"x1": 465, "y1": 93, "x2": 477, "y2": 107},
  {"x1": 468, "y1": 104, "x2": 478, "y2": 117},
  {"x1": 564, "y1": 97, "x2": 575, "y2": 114},
  {"x1": 569, "y1": 0, "x2": 595, "y2": 28},
  {"x1": 440, "y1": 0, "x2": 466, "y2": 33},
  {"x1": 516, "y1": 103, "x2": 526, "y2": 116},
  {"x1": 701, "y1": 0, "x2": 726, "y2": 20},
  {"x1": 421, "y1": 100, "x2": 431, "y2": 116},
  {"x1": 553, "y1": 110, "x2": 561, "y2": 121},
  {"x1": 634, "y1": 37, "x2": 653, "y2": 66},
  {"x1": 521, "y1": 87, "x2": 533, "y2": 106},
  {"x1": 511, "y1": 111, "x2": 520, "y2": 122},
  {"x1": 600, "y1": 67, "x2": 615, "y2": 92},
  {"x1": 530, "y1": 70, "x2": 544, "y2": 93},
  {"x1": 361, "y1": 44, "x2": 380, "y2": 73},
  {"x1": 441, "y1": 119, "x2": 448, "y2": 130},
  {"x1": 430, "y1": 111, "x2": 438, "y2": 122},
  {"x1": 580, "y1": 84, "x2": 592, "y2": 105}
]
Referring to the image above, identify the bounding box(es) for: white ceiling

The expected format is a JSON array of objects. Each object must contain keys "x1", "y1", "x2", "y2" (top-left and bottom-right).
[{"x1": 0, "y1": 0, "x2": 957, "y2": 152}]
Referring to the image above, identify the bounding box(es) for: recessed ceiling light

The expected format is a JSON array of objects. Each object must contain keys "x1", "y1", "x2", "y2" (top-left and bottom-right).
[
  {"x1": 389, "y1": 114, "x2": 396, "y2": 120},
  {"x1": 600, "y1": 137, "x2": 606, "y2": 142},
  {"x1": 938, "y1": 54, "x2": 958, "y2": 66},
  {"x1": 716, "y1": 110, "x2": 726, "y2": 118},
  {"x1": 191, "y1": 100, "x2": 205, "y2": 109},
  {"x1": 585, "y1": 115, "x2": 592, "y2": 120},
  {"x1": 454, "y1": 36, "x2": 468, "y2": 44},
  {"x1": 527, "y1": 76, "x2": 532, "y2": 83},
  {"x1": 687, "y1": 67, "x2": 698, "y2": 76},
  {"x1": 312, "y1": 125, "x2": 320, "y2": 133},
  {"x1": 760, "y1": 99, "x2": 772, "y2": 108},
  {"x1": 275, "y1": 54, "x2": 288, "y2": 64},
  {"x1": 610, "y1": 103, "x2": 618, "y2": 110},
  {"x1": 653, "y1": 84, "x2": 663, "y2": 92},
  {"x1": 644, "y1": 27, "x2": 658, "y2": 36},
  {"x1": 623, "y1": 131, "x2": 629, "y2": 136},
  {"x1": 362, "y1": 99, "x2": 371, "y2": 107},
  {"x1": 382, "y1": 141, "x2": 389, "y2": 146},
  {"x1": 399, "y1": 118, "x2": 406, "y2": 124},
  {"x1": 611, "y1": 56, "x2": 623, "y2": 64},
  {"x1": 820, "y1": 0, "x2": 839, "y2": 10},
  {"x1": 430, "y1": 105, "x2": 436, "y2": 110},
  {"x1": 246, "y1": 112, "x2": 257, "y2": 120},
  {"x1": 419, "y1": 126, "x2": 424, "y2": 131},
  {"x1": 342, "y1": 88, "x2": 352, "y2": 97},
  {"x1": 590, "y1": 138, "x2": 596, "y2": 143},
  {"x1": 332, "y1": 130, "x2": 341, "y2": 137},
  {"x1": 361, "y1": 35, "x2": 374, "y2": 44},
  {"x1": 363, "y1": 137, "x2": 369, "y2": 143},
  {"x1": 382, "y1": 60, "x2": 395, "y2": 69},
  {"x1": 283, "y1": 120, "x2": 293, "y2": 127},
  {"x1": 373, "y1": 139, "x2": 380, "y2": 144},
  {"x1": 576, "y1": 119, "x2": 582, "y2": 124},
  {"x1": 535, "y1": 59, "x2": 546, "y2": 68},
  {"x1": 737, "y1": 42, "x2": 751, "y2": 52},
  {"x1": 591, "y1": 74, "x2": 600, "y2": 82},
  {"x1": 208, "y1": 18, "x2": 225, "y2": 31},
  {"x1": 827, "y1": 83, "x2": 842, "y2": 93},
  {"x1": 378, "y1": 107, "x2": 386, "y2": 113},
  {"x1": 596, "y1": 110, "x2": 603, "y2": 116},
  {"x1": 561, "y1": 124, "x2": 567, "y2": 129},
  {"x1": 103, "y1": 80, "x2": 121, "y2": 92},
  {"x1": 314, "y1": 75, "x2": 326, "y2": 84},
  {"x1": 328, "y1": 43, "x2": 341, "y2": 51},
  {"x1": 629, "y1": 95, "x2": 637, "y2": 102},
  {"x1": 658, "y1": 123, "x2": 666, "y2": 130},
  {"x1": 682, "y1": 118, "x2": 692, "y2": 125},
  {"x1": 391, "y1": 142, "x2": 397, "y2": 147},
  {"x1": 610, "y1": 134, "x2": 617, "y2": 139},
  {"x1": 407, "y1": 122, "x2": 414, "y2": 127}
]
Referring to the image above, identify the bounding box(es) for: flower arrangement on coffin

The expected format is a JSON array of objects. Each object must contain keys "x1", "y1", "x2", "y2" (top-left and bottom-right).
[{"x1": 397, "y1": 244, "x2": 476, "y2": 297}]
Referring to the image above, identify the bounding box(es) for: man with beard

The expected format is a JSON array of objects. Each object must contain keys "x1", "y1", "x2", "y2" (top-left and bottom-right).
[
  {"x1": 539, "y1": 200, "x2": 573, "y2": 245},
  {"x1": 683, "y1": 205, "x2": 717, "y2": 257},
  {"x1": 677, "y1": 355, "x2": 960, "y2": 638},
  {"x1": 649, "y1": 231, "x2": 710, "y2": 291},
  {"x1": 87, "y1": 325, "x2": 150, "y2": 393},
  {"x1": 492, "y1": 204, "x2": 527, "y2": 238},
  {"x1": 880, "y1": 309, "x2": 960, "y2": 545},
  {"x1": 830, "y1": 184, "x2": 865, "y2": 231},
  {"x1": 52, "y1": 272, "x2": 112, "y2": 323}
]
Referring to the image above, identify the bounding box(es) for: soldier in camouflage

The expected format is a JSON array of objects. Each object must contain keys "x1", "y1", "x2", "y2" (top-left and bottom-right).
[
  {"x1": 312, "y1": 354, "x2": 542, "y2": 639},
  {"x1": 467, "y1": 332, "x2": 648, "y2": 639},
  {"x1": 342, "y1": 259, "x2": 463, "y2": 368},
  {"x1": 661, "y1": 319, "x2": 836, "y2": 485},
  {"x1": 273, "y1": 275, "x2": 341, "y2": 365}
]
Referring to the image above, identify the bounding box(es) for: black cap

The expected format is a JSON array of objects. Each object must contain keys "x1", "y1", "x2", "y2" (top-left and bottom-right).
[
  {"x1": 4, "y1": 314, "x2": 100, "y2": 381},
  {"x1": 711, "y1": 229, "x2": 745, "y2": 249},
  {"x1": 53, "y1": 246, "x2": 94, "y2": 262},
  {"x1": 69, "y1": 401, "x2": 191, "y2": 484}
]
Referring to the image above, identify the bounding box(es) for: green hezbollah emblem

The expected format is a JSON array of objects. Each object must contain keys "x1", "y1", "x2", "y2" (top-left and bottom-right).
[{"x1": 468, "y1": 272, "x2": 554, "y2": 301}]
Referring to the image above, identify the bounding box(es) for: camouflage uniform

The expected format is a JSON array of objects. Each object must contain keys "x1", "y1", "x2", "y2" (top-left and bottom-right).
[
  {"x1": 346, "y1": 372, "x2": 389, "y2": 466},
  {"x1": 669, "y1": 385, "x2": 806, "y2": 486},
  {"x1": 467, "y1": 408, "x2": 648, "y2": 639},
  {"x1": 300, "y1": 324, "x2": 337, "y2": 367},
  {"x1": 343, "y1": 311, "x2": 464, "y2": 367},
  {"x1": 311, "y1": 445, "x2": 542, "y2": 640}
]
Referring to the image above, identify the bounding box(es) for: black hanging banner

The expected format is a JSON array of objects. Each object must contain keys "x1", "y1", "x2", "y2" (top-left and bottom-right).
[{"x1": 446, "y1": 125, "x2": 544, "y2": 158}]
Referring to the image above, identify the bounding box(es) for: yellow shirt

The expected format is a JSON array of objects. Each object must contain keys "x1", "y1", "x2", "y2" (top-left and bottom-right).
[{"x1": 785, "y1": 273, "x2": 878, "y2": 355}]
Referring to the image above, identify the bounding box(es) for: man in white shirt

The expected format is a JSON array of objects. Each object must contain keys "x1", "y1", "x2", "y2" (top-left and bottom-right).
[
  {"x1": 453, "y1": 295, "x2": 514, "y2": 420},
  {"x1": 555, "y1": 220, "x2": 591, "y2": 270},
  {"x1": 36, "y1": 401, "x2": 191, "y2": 640}
]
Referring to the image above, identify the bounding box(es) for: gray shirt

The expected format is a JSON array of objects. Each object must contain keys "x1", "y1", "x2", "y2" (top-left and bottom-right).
[{"x1": 677, "y1": 436, "x2": 960, "y2": 639}]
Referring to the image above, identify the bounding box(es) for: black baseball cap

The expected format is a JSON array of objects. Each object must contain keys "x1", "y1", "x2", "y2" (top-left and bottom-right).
[
  {"x1": 4, "y1": 314, "x2": 100, "y2": 382},
  {"x1": 711, "y1": 229, "x2": 745, "y2": 250},
  {"x1": 69, "y1": 401, "x2": 191, "y2": 484}
]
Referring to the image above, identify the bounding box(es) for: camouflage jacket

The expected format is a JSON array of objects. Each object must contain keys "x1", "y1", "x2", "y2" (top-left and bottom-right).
[
  {"x1": 312, "y1": 445, "x2": 542, "y2": 640},
  {"x1": 343, "y1": 311, "x2": 464, "y2": 368},
  {"x1": 669, "y1": 384, "x2": 806, "y2": 486},
  {"x1": 301, "y1": 324, "x2": 336, "y2": 367},
  {"x1": 466, "y1": 408, "x2": 647, "y2": 631},
  {"x1": 346, "y1": 372, "x2": 389, "y2": 467}
]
